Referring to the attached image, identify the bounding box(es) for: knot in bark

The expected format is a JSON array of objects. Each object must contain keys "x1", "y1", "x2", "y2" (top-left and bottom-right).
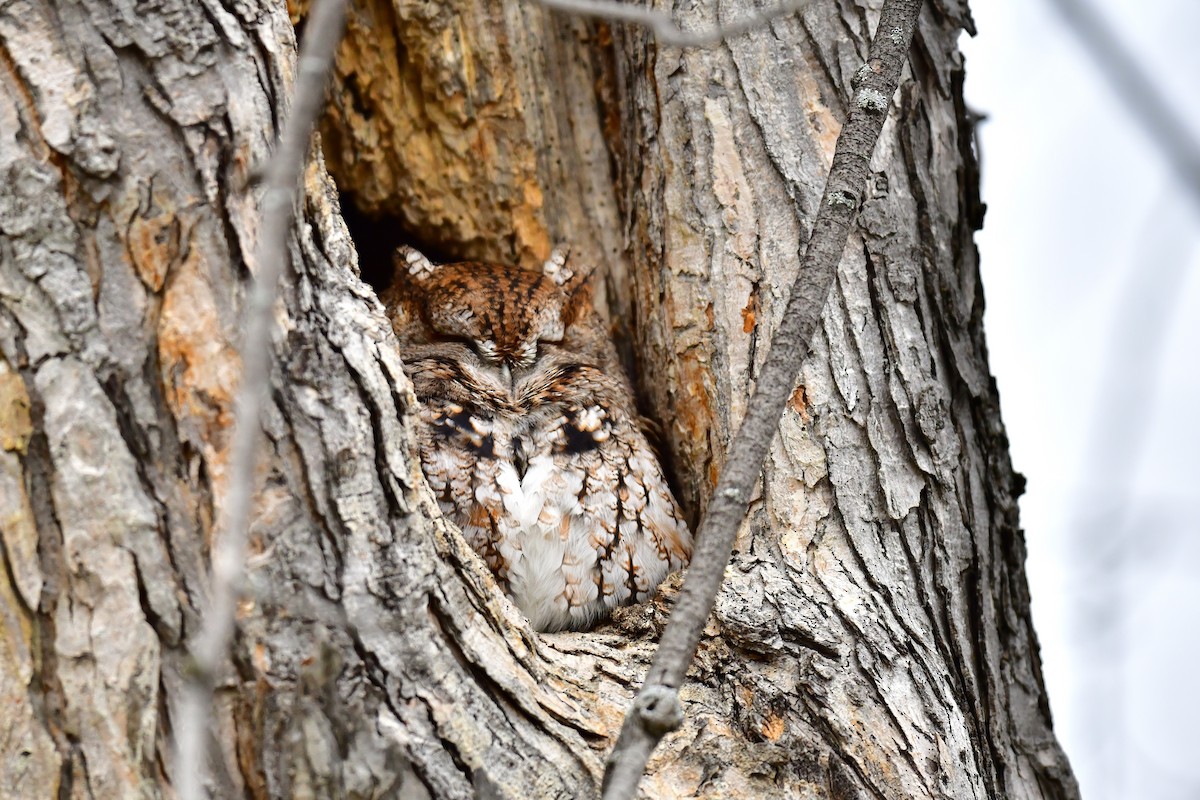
[{"x1": 633, "y1": 685, "x2": 684, "y2": 736}]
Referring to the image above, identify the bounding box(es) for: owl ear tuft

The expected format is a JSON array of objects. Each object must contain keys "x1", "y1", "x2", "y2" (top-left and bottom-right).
[
  {"x1": 542, "y1": 245, "x2": 594, "y2": 294},
  {"x1": 396, "y1": 245, "x2": 438, "y2": 279},
  {"x1": 541, "y1": 245, "x2": 573, "y2": 286}
]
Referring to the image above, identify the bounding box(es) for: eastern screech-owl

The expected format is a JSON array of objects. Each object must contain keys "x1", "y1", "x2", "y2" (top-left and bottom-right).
[{"x1": 383, "y1": 245, "x2": 693, "y2": 632}]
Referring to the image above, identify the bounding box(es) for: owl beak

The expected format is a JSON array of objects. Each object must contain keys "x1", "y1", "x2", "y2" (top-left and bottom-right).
[{"x1": 499, "y1": 361, "x2": 514, "y2": 393}]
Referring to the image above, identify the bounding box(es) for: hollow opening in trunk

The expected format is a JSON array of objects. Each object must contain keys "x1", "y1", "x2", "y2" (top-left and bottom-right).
[
  {"x1": 334, "y1": 193, "x2": 456, "y2": 293},
  {"x1": 301, "y1": 0, "x2": 700, "y2": 531}
]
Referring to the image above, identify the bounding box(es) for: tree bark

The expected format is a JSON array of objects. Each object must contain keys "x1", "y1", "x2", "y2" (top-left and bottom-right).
[{"x1": 0, "y1": 0, "x2": 1078, "y2": 798}]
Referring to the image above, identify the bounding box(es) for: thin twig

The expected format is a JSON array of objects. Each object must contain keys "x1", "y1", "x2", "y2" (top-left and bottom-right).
[
  {"x1": 599, "y1": 0, "x2": 926, "y2": 796},
  {"x1": 172, "y1": 0, "x2": 348, "y2": 797},
  {"x1": 537, "y1": 0, "x2": 811, "y2": 48},
  {"x1": 1045, "y1": 0, "x2": 1200, "y2": 211}
]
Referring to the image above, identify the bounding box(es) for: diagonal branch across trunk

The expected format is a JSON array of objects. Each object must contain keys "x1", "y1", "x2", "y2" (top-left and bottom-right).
[{"x1": 601, "y1": 0, "x2": 925, "y2": 795}]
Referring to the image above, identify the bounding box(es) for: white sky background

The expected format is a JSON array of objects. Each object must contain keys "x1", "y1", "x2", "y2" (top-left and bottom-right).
[{"x1": 960, "y1": 1, "x2": 1200, "y2": 798}]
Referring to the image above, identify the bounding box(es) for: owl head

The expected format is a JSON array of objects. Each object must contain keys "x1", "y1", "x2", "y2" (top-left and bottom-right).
[{"x1": 386, "y1": 245, "x2": 599, "y2": 372}]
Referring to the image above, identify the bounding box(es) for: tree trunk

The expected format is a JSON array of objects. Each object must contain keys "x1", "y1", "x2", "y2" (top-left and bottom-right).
[{"x1": 0, "y1": 0, "x2": 1078, "y2": 797}]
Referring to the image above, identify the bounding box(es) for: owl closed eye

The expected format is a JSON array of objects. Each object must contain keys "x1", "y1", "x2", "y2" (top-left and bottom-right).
[{"x1": 382, "y1": 245, "x2": 692, "y2": 632}]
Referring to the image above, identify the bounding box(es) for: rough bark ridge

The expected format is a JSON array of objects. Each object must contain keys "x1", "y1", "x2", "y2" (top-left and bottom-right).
[
  {"x1": 0, "y1": 0, "x2": 1077, "y2": 798},
  {"x1": 610, "y1": 1, "x2": 1078, "y2": 796}
]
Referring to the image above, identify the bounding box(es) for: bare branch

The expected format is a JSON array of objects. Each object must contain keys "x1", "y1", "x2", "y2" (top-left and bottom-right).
[
  {"x1": 172, "y1": 0, "x2": 348, "y2": 796},
  {"x1": 536, "y1": 0, "x2": 811, "y2": 48},
  {"x1": 1046, "y1": 0, "x2": 1200, "y2": 211},
  {"x1": 600, "y1": 0, "x2": 926, "y2": 796}
]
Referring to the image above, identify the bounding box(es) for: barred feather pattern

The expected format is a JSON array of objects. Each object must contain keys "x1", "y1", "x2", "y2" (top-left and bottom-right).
[{"x1": 383, "y1": 246, "x2": 692, "y2": 632}]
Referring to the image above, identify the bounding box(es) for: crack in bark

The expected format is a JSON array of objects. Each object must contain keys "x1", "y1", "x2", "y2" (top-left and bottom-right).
[
  {"x1": 427, "y1": 591, "x2": 603, "y2": 782},
  {"x1": 15, "y1": 365, "x2": 80, "y2": 796}
]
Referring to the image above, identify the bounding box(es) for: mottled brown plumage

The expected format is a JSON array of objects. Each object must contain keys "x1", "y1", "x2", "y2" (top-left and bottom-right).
[{"x1": 382, "y1": 245, "x2": 692, "y2": 631}]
